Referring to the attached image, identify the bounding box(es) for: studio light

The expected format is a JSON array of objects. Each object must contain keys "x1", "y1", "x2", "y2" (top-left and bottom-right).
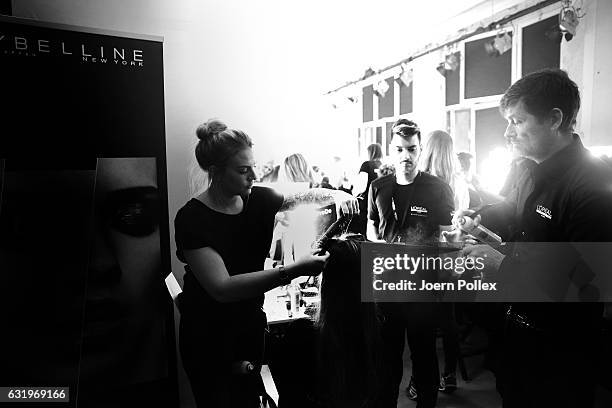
[
  {"x1": 436, "y1": 53, "x2": 459, "y2": 76},
  {"x1": 559, "y1": 6, "x2": 578, "y2": 38},
  {"x1": 484, "y1": 40, "x2": 499, "y2": 57},
  {"x1": 436, "y1": 62, "x2": 447, "y2": 76},
  {"x1": 399, "y1": 63, "x2": 413, "y2": 87},
  {"x1": 558, "y1": 0, "x2": 584, "y2": 42},
  {"x1": 445, "y1": 54, "x2": 457, "y2": 71},
  {"x1": 494, "y1": 32, "x2": 512, "y2": 55},
  {"x1": 373, "y1": 78, "x2": 390, "y2": 98},
  {"x1": 484, "y1": 31, "x2": 512, "y2": 57}
]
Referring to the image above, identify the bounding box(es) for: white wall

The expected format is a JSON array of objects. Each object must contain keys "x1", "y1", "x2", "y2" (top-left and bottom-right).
[
  {"x1": 411, "y1": 50, "x2": 447, "y2": 136},
  {"x1": 588, "y1": 0, "x2": 612, "y2": 147},
  {"x1": 561, "y1": 0, "x2": 612, "y2": 148},
  {"x1": 582, "y1": 0, "x2": 612, "y2": 147}
]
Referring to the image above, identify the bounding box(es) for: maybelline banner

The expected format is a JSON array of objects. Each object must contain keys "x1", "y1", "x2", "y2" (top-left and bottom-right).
[
  {"x1": 0, "y1": 16, "x2": 165, "y2": 158},
  {"x1": 0, "y1": 16, "x2": 176, "y2": 407}
]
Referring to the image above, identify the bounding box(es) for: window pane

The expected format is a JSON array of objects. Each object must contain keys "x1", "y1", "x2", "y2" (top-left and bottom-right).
[
  {"x1": 400, "y1": 80, "x2": 413, "y2": 114},
  {"x1": 465, "y1": 35, "x2": 512, "y2": 98},
  {"x1": 474, "y1": 107, "x2": 508, "y2": 173},
  {"x1": 363, "y1": 85, "x2": 374, "y2": 122},
  {"x1": 455, "y1": 109, "x2": 471, "y2": 152},
  {"x1": 522, "y1": 16, "x2": 560, "y2": 76},
  {"x1": 445, "y1": 52, "x2": 461, "y2": 106},
  {"x1": 378, "y1": 77, "x2": 395, "y2": 119}
]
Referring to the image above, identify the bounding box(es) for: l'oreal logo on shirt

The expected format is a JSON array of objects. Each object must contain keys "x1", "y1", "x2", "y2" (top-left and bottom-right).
[
  {"x1": 410, "y1": 206, "x2": 428, "y2": 215},
  {"x1": 536, "y1": 205, "x2": 552, "y2": 220}
]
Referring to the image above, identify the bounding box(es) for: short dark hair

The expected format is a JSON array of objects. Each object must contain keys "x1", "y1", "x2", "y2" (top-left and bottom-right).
[
  {"x1": 391, "y1": 118, "x2": 421, "y2": 142},
  {"x1": 499, "y1": 68, "x2": 580, "y2": 133}
]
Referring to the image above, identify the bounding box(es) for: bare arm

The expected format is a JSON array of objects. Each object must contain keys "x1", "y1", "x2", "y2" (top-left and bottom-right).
[
  {"x1": 438, "y1": 224, "x2": 454, "y2": 241},
  {"x1": 184, "y1": 246, "x2": 329, "y2": 303},
  {"x1": 367, "y1": 219, "x2": 383, "y2": 242},
  {"x1": 366, "y1": 185, "x2": 384, "y2": 241},
  {"x1": 279, "y1": 187, "x2": 359, "y2": 216},
  {"x1": 354, "y1": 172, "x2": 369, "y2": 196}
]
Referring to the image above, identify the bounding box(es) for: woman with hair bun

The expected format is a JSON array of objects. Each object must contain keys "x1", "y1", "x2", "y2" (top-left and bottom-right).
[{"x1": 174, "y1": 119, "x2": 359, "y2": 408}]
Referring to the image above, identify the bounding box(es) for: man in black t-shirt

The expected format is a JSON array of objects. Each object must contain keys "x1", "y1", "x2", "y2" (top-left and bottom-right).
[{"x1": 367, "y1": 119, "x2": 454, "y2": 408}]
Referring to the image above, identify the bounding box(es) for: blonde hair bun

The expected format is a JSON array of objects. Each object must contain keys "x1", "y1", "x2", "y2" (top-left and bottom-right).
[{"x1": 196, "y1": 119, "x2": 227, "y2": 140}]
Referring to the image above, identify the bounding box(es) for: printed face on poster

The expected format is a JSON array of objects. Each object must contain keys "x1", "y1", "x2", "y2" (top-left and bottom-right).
[{"x1": 0, "y1": 16, "x2": 174, "y2": 405}]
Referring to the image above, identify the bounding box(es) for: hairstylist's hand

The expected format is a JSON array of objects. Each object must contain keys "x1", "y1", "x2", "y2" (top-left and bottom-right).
[
  {"x1": 334, "y1": 190, "x2": 359, "y2": 218},
  {"x1": 441, "y1": 229, "x2": 478, "y2": 244},
  {"x1": 441, "y1": 208, "x2": 480, "y2": 244},
  {"x1": 451, "y1": 208, "x2": 480, "y2": 229},
  {"x1": 293, "y1": 250, "x2": 330, "y2": 276}
]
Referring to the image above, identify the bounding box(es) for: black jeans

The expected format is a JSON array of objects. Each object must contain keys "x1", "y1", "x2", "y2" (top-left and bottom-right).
[{"x1": 379, "y1": 303, "x2": 439, "y2": 408}]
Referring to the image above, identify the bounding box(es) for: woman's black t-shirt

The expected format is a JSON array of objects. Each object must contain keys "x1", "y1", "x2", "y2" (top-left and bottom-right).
[
  {"x1": 358, "y1": 160, "x2": 381, "y2": 198},
  {"x1": 174, "y1": 186, "x2": 283, "y2": 325}
]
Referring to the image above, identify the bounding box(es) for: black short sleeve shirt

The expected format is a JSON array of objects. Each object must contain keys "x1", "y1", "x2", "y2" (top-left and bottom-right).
[
  {"x1": 368, "y1": 172, "x2": 454, "y2": 242},
  {"x1": 174, "y1": 186, "x2": 284, "y2": 321},
  {"x1": 359, "y1": 160, "x2": 381, "y2": 197}
]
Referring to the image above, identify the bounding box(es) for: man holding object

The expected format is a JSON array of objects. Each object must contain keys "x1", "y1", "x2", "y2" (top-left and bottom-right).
[{"x1": 452, "y1": 69, "x2": 612, "y2": 407}]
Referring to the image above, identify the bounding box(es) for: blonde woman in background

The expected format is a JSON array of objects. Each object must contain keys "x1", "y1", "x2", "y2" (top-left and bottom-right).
[
  {"x1": 420, "y1": 130, "x2": 470, "y2": 211},
  {"x1": 279, "y1": 153, "x2": 315, "y2": 187},
  {"x1": 418, "y1": 129, "x2": 468, "y2": 396},
  {"x1": 275, "y1": 153, "x2": 319, "y2": 267}
]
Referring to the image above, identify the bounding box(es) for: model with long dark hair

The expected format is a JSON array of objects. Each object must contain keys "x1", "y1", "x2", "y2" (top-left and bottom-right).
[{"x1": 274, "y1": 236, "x2": 385, "y2": 408}]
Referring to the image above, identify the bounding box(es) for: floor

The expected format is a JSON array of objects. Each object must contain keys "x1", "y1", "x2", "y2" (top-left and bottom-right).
[
  {"x1": 263, "y1": 326, "x2": 612, "y2": 408},
  {"x1": 396, "y1": 334, "x2": 612, "y2": 408},
  {"x1": 396, "y1": 339, "x2": 502, "y2": 408}
]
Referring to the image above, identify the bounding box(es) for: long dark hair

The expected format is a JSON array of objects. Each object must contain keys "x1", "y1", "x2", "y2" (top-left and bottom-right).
[{"x1": 316, "y1": 237, "x2": 384, "y2": 408}]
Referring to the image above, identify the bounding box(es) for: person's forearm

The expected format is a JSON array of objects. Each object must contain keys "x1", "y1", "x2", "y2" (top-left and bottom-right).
[
  {"x1": 367, "y1": 220, "x2": 381, "y2": 242},
  {"x1": 215, "y1": 264, "x2": 304, "y2": 302},
  {"x1": 354, "y1": 172, "x2": 368, "y2": 195},
  {"x1": 438, "y1": 225, "x2": 453, "y2": 241},
  {"x1": 280, "y1": 188, "x2": 341, "y2": 211}
]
